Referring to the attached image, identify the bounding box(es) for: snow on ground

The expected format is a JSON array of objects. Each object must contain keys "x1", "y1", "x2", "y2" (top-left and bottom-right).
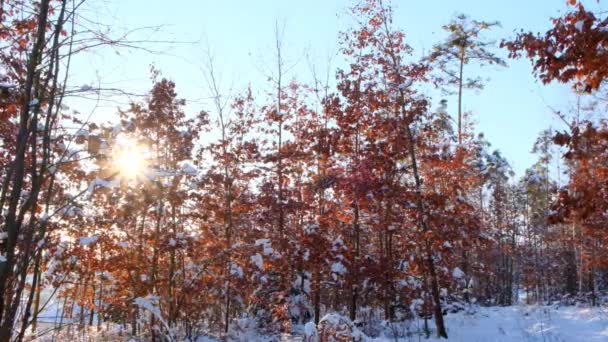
[
  {"x1": 30, "y1": 305, "x2": 608, "y2": 341},
  {"x1": 204, "y1": 305, "x2": 608, "y2": 341},
  {"x1": 423, "y1": 305, "x2": 608, "y2": 342}
]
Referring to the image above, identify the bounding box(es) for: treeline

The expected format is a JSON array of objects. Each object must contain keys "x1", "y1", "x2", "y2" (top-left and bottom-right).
[{"x1": 0, "y1": 0, "x2": 606, "y2": 341}]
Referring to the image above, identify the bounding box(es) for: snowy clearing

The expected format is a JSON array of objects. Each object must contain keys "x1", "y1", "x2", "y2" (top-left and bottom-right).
[
  {"x1": 424, "y1": 305, "x2": 608, "y2": 342},
  {"x1": 32, "y1": 305, "x2": 608, "y2": 341}
]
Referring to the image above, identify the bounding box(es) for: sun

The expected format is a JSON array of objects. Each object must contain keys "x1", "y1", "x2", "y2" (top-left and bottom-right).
[{"x1": 112, "y1": 137, "x2": 149, "y2": 180}]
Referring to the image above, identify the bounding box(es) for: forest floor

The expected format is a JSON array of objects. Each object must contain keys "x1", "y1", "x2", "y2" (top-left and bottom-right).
[
  {"x1": 421, "y1": 305, "x2": 608, "y2": 342},
  {"x1": 32, "y1": 304, "x2": 608, "y2": 341},
  {"x1": 236, "y1": 305, "x2": 608, "y2": 342}
]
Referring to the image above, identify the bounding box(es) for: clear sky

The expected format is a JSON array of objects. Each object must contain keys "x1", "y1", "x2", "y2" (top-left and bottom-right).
[{"x1": 65, "y1": 0, "x2": 607, "y2": 176}]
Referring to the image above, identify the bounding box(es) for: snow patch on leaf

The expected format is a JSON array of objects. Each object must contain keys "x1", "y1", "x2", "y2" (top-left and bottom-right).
[
  {"x1": 79, "y1": 236, "x2": 98, "y2": 246},
  {"x1": 452, "y1": 267, "x2": 465, "y2": 279},
  {"x1": 255, "y1": 239, "x2": 274, "y2": 256},
  {"x1": 230, "y1": 262, "x2": 243, "y2": 278},
  {"x1": 331, "y1": 262, "x2": 347, "y2": 280},
  {"x1": 250, "y1": 253, "x2": 264, "y2": 270}
]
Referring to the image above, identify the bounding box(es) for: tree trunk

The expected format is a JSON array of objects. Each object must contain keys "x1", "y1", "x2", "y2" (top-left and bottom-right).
[
  {"x1": 32, "y1": 267, "x2": 42, "y2": 333},
  {"x1": 405, "y1": 124, "x2": 448, "y2": 338},
  {"x1": 0, "y1": 0, "x2": 51, "y2": 338},
  {"x1": 349, "y1": 204, "x2": 360, "y2": 322},
  {"x1": 457, "y1": 52, "x2": 465, "y2": 145},
  {"x1": 313, "y1": 270, "x2": 321, "y2": 324}
]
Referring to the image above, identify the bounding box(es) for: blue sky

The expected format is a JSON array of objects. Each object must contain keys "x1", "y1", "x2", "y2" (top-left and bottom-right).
[{"x1": 66, "y1": 0, "x2": 606, "y2": 176}]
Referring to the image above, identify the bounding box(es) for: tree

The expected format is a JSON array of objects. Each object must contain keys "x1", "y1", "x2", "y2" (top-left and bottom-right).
[
  {"x1": 199, "y1": 57, "x2": 260, "y2": 333},
  {"x1": 504, "y1": 0, "x2": 608, "y2": 305},
  {"x1": 335, "y1": 0, "x2": 458, "y2": 337},
  {"x1": 502, "y1": 2, "x2": 608, "y2": 93},
  {"x1": 427, "y1": 14, "x2": 505, "y2": 144},
  {"x1": 0, "y1": 1, "x2": 70, "y2": 338}
]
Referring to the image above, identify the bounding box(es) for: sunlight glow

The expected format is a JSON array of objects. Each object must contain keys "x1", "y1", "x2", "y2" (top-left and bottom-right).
[{"x1": 112, "y1": 137, "x2": 149, "y2": 180}]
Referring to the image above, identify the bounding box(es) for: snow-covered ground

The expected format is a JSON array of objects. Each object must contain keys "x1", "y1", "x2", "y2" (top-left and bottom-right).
[
  {"x1": 423, "y1": 305, "x2": 608, "y2": 342},
  {"x1": 297, "y1": 305, "x2": 608, "y2": 342},
  {"x1": 189, "y1": 305, "x2": 608, "y2": 341},
  {"x1": 31, "y1": 305, "x2": 608, "y2": 341}
]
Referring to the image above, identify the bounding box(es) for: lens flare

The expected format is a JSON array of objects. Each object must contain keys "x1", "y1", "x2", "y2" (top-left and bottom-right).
[{"x1": 112, "y1": 137, "x2": 148, "y2": 180}]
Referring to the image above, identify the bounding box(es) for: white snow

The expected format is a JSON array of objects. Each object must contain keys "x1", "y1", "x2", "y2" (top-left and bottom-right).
[
  {"x1": 79, "y1": 236, "x2": 98, "y2": 246},
  {"x1": 27, "y1": 303, "x2": 607, "y2": 342},
  {"x1": 75, "y1": 128, "x2": 89, "y2": 136},
  {"x1": 87, "y1": 177, "x2": 119, "y2": 195},
  {"x1": 575, "y1": 20, "x2": 585, "y2": 32},
  {"x1": 304, "y1": 321, "x2": 317, "y2": 338},
  {"x1": 287, "y1": 306, "x2": 608, "y2": 341},
  {"x1": 331, "y1": 261, "x2": 347, "y2": 279},
  {"x1": 452, "y1": 267, "x2": 465, "y2": 279},
  {"x1": 304, "y1": 223, "x2": 319, "y2": 234},
  {"x1": 318, "y1": 313, "x2": 365, "y2": 340},
  {"x1": 398, "y1": 78, "x2": 414, "y2": 90},
  {"x1": 180, "y1": 161, "x2": 198, "y2": 176},
  {"x1": 424, "y1": 305, "x2": 608, "y2": 342},
  {"x1": 134, "y1": 296, "x2": 160, "y2": 317},
  {"x1": 39, "y1": 212, "x2": 49, "y2": 222},
  {"x1": 230, "y1": 262, "x2": 243, "y2": 278},
  {"x1": 134, "y1": 296, "x2": 173, "y2": 340},
  {"x1": 255, "y1": 239, "x2": 274, "y2": 256},
  {"x1": 111, "y1": 124, "x2": 122, "y2": 136},
  {"x1": 143, "y1": 167, "x2": 178, "y2": 180},
  {"x1": 250, "y1": 253, "x2": 264, "y2": 270},
  {"x1": 332, "y1": 237, "x2": 347, "y2": 251}
]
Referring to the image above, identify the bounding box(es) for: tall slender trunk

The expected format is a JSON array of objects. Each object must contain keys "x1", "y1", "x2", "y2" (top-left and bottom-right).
[
  {"x1": 457, "y1": 52, "x2": 471, "y2": 305},
  {"x1": 384, "y1": 227, "x2": 394, "y2": 321},
  {"x1": 0, "y1": 1, "x2": 51, "y2": 338},
  {"x1": 377, "y1": 5, "x2": 448, "y2": 335},
  {"x1": 349, "y1": 204, "x2": 360, "y2": 322},
  {"x1": 97, "y1": 281, "x2": 103, "y2": 330},
  {"x1": 18, "y1": 250, "x2": 44, "y2": 340},
  {"x1": 457, "y1": 52, "x2": 465, "y2": 145},
  {"x1": 275, "y1": 25, "x2": 285, "y2": 241},
  {"x1": 57, "y1": 295, "x2": 68, "y2": 337},
  {"x1": 207, "y1": 55, "x2": 235, "y2": 334},
  {"x1": 168, "y1": 208, "x2": 177, "y2": 327},
  {"x1": 131, "y1": 308, "x2": 138, "y2": 336},
  {"x1": 405, "y1": 125, "x2": 448, "y2": 338},
  {"x1": 88, "y1": 285, "x2": 95, "y2": 326},
  {"x1": 150, "y1": 195, "x2": 163, "y2": 342},
  {"x1": 222, "y1": 140, "x2": 234, "y2": 335},
  {"x1": 80, "y1": 276, "x2": 89, "y2": 327},
  {"x1": 31, "y1": 266, "x2": 42, "y2": 333},
  {"x1": 313, "y1": 270, "x2": 321, "y2": 324}
]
